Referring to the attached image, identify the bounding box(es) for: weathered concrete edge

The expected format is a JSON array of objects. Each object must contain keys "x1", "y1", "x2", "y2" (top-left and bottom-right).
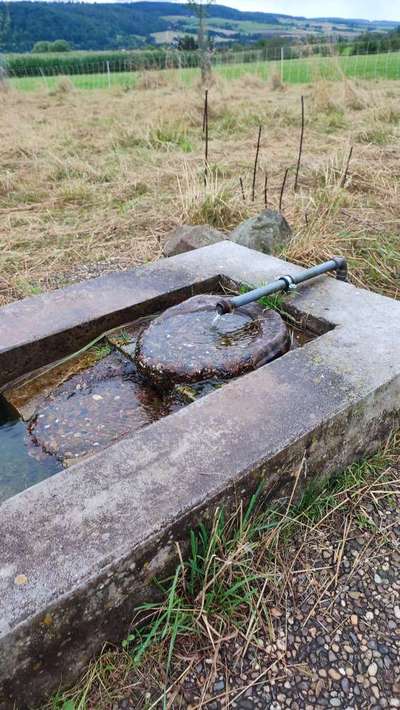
[
  {"x1": 0, "y1": 275, "x2": 221, "y2": 388},
  {"x1": 1, "y1": 377, "x2": 399, "y2": 708},
  {"x1": 1, "y1": 244, "x2": 399, "y2": 706},
  {"x1": 2, "y1": 241, "x2": 399, "y2": 388}
]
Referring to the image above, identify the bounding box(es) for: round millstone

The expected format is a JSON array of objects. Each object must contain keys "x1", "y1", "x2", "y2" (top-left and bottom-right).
[{"x1": 135, "y1": 295, "x2": 290, "y2": 387}]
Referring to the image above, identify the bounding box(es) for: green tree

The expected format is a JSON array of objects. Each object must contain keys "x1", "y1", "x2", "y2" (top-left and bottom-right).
[
  {"x1": 51, "y1": 39, "x2": 71, "y2": 52},
  {"x1": 0, "y1": 3, "x2": 10, "y2": 51},
  {"x1": 32, "y1": 40, "x2": 50, "y2": 53},
  {"x1": 177, "y1": 34, "x2": 198, "y2": 51},
  {"x1": 186, "y1": 0, "x2": 215, "y2": 85}
]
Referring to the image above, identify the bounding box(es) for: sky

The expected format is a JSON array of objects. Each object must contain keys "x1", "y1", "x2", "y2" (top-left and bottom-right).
[
  {"x1": 136, "y1": 0, "x2": 399, "y2": 22},
  {"x1": 21, "y1": 0, "x2": 399, "y2": 23}
]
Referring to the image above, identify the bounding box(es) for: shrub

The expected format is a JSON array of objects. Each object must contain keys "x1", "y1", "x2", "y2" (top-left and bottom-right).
[
  {"x1": 32, "y1": 40, "x2": 71, "y2": 54},
  {"x1": 32, "y1": 41, "x2": 51, "y2": 53},
  {"x1": 51, "y1": 40, "x2": 71, "y2": 53}
]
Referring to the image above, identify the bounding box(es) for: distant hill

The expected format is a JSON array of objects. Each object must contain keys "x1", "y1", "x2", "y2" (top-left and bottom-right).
[{"x1": 0, "y1": 1, "x2": 397, "y2": 53}]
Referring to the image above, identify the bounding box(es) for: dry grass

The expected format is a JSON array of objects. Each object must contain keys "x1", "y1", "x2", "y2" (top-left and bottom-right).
[{"x1": 0, "y1": 77, "x2": 399, "y2": 305}]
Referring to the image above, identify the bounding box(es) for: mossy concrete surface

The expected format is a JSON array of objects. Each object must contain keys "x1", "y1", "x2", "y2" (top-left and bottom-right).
[{"x1": 0, "y1": 243, "x2": 399, "y2": 707}]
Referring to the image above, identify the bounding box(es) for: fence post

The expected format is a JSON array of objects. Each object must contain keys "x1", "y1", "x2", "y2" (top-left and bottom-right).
[
  {"x1": 280, "y1": 46, "x2": 284, "y2": 83},
  {"x1": 384, "y1": 48, "x2": 389, "y2": 80},
  {"x1": 39, "y1": 67, "x2": 49, "y2": 90},
  {"x1": 106, "y1": 60, "x2": 111, "y2": 89}
]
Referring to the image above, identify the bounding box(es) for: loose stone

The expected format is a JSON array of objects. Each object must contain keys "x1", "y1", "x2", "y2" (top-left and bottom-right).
[
  {"x1": 368, "y1": 662, "x2": 378, "y2": 677},
  {"x1": 341, "y1": 678, "x2": 350, "y2": 693},
  {"x1": 328, "y1": 669, "x2": 342, "y2": 681}
]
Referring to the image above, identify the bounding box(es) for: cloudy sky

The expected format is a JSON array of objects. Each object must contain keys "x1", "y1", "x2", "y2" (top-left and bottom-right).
[{"x1": 136, "y1": 0, "x2": 399, "y2": 22}]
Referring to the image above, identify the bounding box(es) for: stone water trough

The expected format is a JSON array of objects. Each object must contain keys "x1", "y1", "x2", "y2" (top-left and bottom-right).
[{"x1": 0, "y1": 242, "x2": 399, "y2": 707}]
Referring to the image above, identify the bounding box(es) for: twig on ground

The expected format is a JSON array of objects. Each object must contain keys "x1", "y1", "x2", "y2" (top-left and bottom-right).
[
  {"x1": 286, "y1": 453, "x2": 307, "y2": 516},
  {"x1": 148, "y1": 661, "x2": 195, "y2": 710}
]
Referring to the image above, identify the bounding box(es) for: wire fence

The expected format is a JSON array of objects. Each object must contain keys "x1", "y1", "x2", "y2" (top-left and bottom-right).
[{"x1": 2, "y1": 43, "x2": 400, "y2": 92}]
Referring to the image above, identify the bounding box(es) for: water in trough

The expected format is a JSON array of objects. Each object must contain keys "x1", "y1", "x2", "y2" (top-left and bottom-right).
[
  {"x1": 0, "y1": 294, "x2": 308, "y2": 501},
  {"x1": 0, "y1": 395, "x2": 61, "y2": 504}
]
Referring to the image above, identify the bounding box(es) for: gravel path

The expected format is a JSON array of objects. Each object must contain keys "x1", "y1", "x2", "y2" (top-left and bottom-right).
[
  {"x1": 67, "y1": 462, "x2": 400, "y2": 710},
  {"x1": 109, "y1": 465, "x2": 400, "y2": 710},
  {"x1": 174, "y1": 477, "x2": 400, "y2": 710}
]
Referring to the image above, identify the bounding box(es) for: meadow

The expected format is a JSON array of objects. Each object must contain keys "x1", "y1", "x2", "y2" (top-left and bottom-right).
[
  {"x1": 7, "y1": 49, "x2": 400, "y2": 92},
  {"x1": 1, "y1": 71, "x2": 398, "y2": 306},
  {"x1": 1, "y1": 67, "x2": 399, "y2": 707}
]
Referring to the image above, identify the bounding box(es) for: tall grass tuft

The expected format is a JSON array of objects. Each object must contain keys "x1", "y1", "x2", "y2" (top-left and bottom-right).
[{"x1": 177, "y1": 166, "x2": 249, "y2": 230}]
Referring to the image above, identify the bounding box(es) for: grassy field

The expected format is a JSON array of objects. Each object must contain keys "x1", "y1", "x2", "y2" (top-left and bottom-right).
[
  {"x1": 1, "y1": 70, "x2": 399, "y2": 707},
  {"x1": 7, "y1": 50, "x2": 400, "y2": 92},
  {"x1": 1, "y1": 74, "x2": 398, "y2": 305}
]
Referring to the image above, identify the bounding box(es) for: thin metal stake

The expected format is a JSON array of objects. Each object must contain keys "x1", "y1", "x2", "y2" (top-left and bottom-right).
[
  {"x1": 279, "y1": 168, "x2": 289, "y2": 212},
  {"x1": 294, "y1": 95, "x2": 305, "y2": 193},
  {"x1": 202, "y1": 88, "x2": 208, "y2": 133},
  {"x1": 340, "y1": 145, "x2": 353, "y2": 188},
  {"x1": 264, "y1": 172, "x2": 268, "y2": 208},
  {"x1": 239, "y1": 177, "x2": 246, "y2": 201},
  {"x1": 252, "y1": 126, "x2": 262, "y2": 202},
  {"x1": 203, "y1": 90, "x2": 209, "y2": 186}
]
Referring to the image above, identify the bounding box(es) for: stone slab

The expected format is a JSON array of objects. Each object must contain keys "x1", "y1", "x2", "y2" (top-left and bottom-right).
[{"x1": 0, "y1": 242, "x2": 399, "y2": 707}]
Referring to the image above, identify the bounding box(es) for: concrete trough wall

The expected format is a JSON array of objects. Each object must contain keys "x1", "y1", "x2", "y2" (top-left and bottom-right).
[{"x1": 0, "y1": 243, "x2": 399, "y2": 707}]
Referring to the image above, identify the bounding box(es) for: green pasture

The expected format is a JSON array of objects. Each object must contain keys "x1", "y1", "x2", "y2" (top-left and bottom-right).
[{"x1": 8, "y1": 50, "x2": 400, "y2": 91}]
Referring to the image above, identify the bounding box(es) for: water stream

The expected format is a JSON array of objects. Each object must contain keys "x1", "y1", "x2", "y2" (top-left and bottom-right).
[{"x1": 212, "y1": 312, "x2": 221, "y2": 328}]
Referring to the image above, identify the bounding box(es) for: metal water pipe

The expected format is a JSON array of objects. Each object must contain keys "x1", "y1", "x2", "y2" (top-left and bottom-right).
[{"x1": 216, "y1": 257, "x2": 348, "y2": 315}]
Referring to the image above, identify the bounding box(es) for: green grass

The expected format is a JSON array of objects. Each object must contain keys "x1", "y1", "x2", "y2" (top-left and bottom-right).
[
  {"x1": 52, "y1": 432, "x2": 399, "y2": 708},
  {"x1": 90, "y1": 341, "x2": 113, "y2": 362},
  {"x1": 123, "y1": 434, "x2": 398, "y2": 655},
  {"x1": 149, "y1": 124, "x2": 193, "y2": 152},
  {"x1": 238, "y1": 283, "x2": 300, "y2": 326},
  {"x1": 8, "y1": 50, "x2": 400, "y2": 92}
]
